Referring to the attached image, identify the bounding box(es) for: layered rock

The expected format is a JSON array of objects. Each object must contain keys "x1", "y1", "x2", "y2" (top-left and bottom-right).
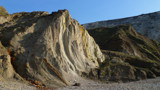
[
  {"x1": 88, "y1": 25, "x2": 160, "y2": 60},
  {"x1": 0, "y1": 42, "x2": 16, "y2": 80},
  {"x1": 0, "y1": 10, "x2": 104, "y2": 87},
  {"x1": 83, "y1": 11, "x2": 160, "y2": 42},
  {"x1": 1, "y1": 6, "x2": 160, "y2": 88}
]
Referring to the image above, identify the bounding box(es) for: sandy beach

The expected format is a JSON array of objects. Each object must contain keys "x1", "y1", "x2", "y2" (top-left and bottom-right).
[
  {"x1": 0, "y1": 77, "x2": 160, "y2": 90},
  {"x1": 0, "y1": 80, "x2": 36, "y2": 90},
  {"x1": 57, "y1": 77, "x2": 160, "y2": 90}
]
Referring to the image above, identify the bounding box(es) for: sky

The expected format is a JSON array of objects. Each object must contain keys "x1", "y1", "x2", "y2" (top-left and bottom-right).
[{"x1": 0, "y1": 0, "x2": 160, "y2": 24}]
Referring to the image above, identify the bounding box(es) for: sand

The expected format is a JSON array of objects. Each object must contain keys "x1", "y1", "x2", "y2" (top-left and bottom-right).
[
  {"x1": 0, "y1": 77, "x2": 160, "y2": 90},
  {"x1": 0, "y1": 80, "x2": 36, "y2": 90},
  {"x1": 57, "y1": 77, "x2": 160, "y2": 90}
]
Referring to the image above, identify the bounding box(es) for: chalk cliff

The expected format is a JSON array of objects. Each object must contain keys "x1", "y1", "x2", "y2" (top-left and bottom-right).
[{"x1": 83, "y1": 11, "x2": 160, "y2": 42}]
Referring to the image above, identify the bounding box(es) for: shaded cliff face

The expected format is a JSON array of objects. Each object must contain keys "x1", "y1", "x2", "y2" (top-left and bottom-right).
[
  {"x1": 87, "y1": 25, "x2": 160, "y2": 82},
  {"x1": 83, "y1": 11, "x2": 160, "y2": 42},
  {"x1": 88, "y1": 25, "x2": 160, "y2": 60},
  {"x1": 0, "y1": 10, "x2": 104, "y2": 87}
]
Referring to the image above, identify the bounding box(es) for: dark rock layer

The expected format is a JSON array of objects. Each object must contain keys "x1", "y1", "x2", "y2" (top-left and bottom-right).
[{"x1": 87, "y1": 25, "x2": 160, "y2": 82}]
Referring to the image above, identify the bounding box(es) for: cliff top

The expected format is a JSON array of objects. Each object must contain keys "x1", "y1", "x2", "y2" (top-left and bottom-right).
[{"x1": 0, "y1": 6, "x2": 8, "y2": 16}]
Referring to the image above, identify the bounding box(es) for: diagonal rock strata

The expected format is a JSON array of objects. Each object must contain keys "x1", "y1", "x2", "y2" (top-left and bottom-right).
[{"x1": 0, "y1": 9, "x2": 104, "y2": 87}]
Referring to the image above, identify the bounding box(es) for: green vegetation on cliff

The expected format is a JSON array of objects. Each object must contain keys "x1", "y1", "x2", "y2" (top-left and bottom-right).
[
  {"x1": 88, "y1": 25, "x2": 160, "y2": 82},
  {"x1": 0, "y1": 6, "x2": 8, "y2": 16}
]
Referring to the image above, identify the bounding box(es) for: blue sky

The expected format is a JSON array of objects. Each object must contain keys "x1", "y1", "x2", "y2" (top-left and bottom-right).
[{"x1": 0, "y1": 0, "x2": 160, "y2": 24}]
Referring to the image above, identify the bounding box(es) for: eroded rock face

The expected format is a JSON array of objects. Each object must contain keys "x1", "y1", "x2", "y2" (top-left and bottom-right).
[
  {"x1": 86, "y1": 25, "x2": 160, "y2": 82},
  {"x1": 0, "y1": 10, "x2": 104, "y2": 87},
  {"x1": 88, "y1": 25, "x2": 160, "y2": 60},
  {"x1": 0, "y1": 6, "x2": 9, "y2": 24},
  {"x1": 0, "y1": 42, "x2": 13, "y2": 80},
  {"x1": 83, "y1": 11, "x2": 160, "y2": 42},
  {"x1": 0, "y1": 42, "x2": 23, "y2": 81}
]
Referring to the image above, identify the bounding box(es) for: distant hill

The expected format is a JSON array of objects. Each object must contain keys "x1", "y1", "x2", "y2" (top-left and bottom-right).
[{"x1": 83, "y1": 11, "x2": 160, "y2": 42}]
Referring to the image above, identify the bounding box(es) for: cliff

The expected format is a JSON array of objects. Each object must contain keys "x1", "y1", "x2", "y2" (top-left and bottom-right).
[
  {"x1": 83, "y1": 11, "x2": 160, "y2": 42},
  {"x1": 87, "y1": 25, "x2": 160, "y2": 82},
  {"x1": 0, "y1": 10, "x2": 104, "y2": 88},
  {"x1": 1, "y1": 7, "x2": 160, "y2": 89}
]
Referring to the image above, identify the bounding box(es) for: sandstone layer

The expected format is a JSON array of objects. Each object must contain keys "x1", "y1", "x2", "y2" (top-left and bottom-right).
[{"x1": 0, "y1": 10, "x2": 104, "y2": 88}]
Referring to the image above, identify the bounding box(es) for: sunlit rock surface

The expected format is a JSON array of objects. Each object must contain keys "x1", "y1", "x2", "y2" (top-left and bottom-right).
[
  {"x1": 0, "y1": 6, "x2": 8, "y2": 16},
  {"x1": 0, "y1": 10, "x2": 104, "y2": 87}
]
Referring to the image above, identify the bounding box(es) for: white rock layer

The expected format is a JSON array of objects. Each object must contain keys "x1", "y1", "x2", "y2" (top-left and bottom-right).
[{"x1": 83, "y1": 11, "x2": 160, "y2": 42}]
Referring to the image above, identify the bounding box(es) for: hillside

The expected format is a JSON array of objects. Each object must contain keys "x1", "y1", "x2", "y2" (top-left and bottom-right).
[
  {"x1": 88, "y1": 25, "x2": 160, "y2": 82},
  {"x1": 83, "y1": 11, "x2": 160, "y2": 42}
]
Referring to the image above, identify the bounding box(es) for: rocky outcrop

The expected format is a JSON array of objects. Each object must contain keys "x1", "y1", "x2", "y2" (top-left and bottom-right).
[
  {"x1": 87, "y1": 25, "x2": 160, "y2": 82},
  {"x1": 0, "y1": 6, "x2": 9, "y2": 24},
  {"x1": 0, "y1": 10, "x2": 104, "y2": 87},
  {"x1": 0, "y1": 42, "x2": 24, "y2": 81},
  {"x1": 0, "y1": 42, "x2": 15, "y2": 80},
  {"x1": 83, "y1": 11, "x2": 160, "y2": 42}
]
